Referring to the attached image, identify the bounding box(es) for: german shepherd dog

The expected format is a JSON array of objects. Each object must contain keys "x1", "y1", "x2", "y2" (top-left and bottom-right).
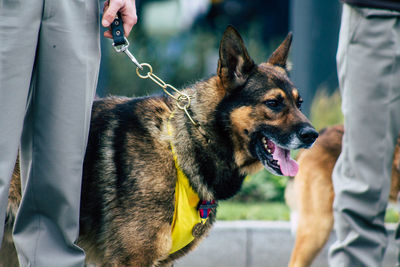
[
  {"x1": 286, "y1": 125, "x2": 400, "y2": 267},
  {"x1": 1, "y1": 26, "x2": 318, "y2": 267}
]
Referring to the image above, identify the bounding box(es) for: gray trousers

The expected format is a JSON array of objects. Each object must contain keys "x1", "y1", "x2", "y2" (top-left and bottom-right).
[
  {"x1": 329, "y1": 4, "x2": 400, "y2": 267},
  {"x1": 0, "y1": 0, "x2": 100, "y2": 266}
]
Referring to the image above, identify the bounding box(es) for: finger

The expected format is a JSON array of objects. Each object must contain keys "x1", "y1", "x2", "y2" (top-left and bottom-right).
[
  {"x1": 103, "y1": 0, "x2": 109, "y2": 12},
  {"x1": 102, "y1": 0, "x2": 123, "y2": 27},
  {"x1": 120, "y1": 2, "x2": 137, "y2": 37},
  {"x1": 103, "y1": 30, "x2": 113, "y2": 39},
  {"x1": 122, "y1": 13, "x2": 137, "y2": 37}
]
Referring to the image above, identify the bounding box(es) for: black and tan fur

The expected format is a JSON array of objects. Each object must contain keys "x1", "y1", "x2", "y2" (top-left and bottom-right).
[{"x1": 1, "y1": 26, "x2": 317, "y2": 267}]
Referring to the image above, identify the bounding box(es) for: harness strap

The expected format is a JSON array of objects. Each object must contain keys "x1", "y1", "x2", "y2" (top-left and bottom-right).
[{"x1": 167, "y1": 111, "x2": 215, "y2": 254}]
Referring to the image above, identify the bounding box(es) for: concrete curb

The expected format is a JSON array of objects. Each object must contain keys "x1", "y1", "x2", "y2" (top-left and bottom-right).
[{"x1": 174, "y1": 221, "x2": 398, "y2": 267}]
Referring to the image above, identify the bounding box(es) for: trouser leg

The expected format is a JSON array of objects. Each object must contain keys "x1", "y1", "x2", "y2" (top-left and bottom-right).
[
  {"x1": 396, "y1": 218, "x2": 400, "y2": 266},
  {"x1": 329, "y1": 4, "x2": 400, "y2": 267},
  {"x1": 12, "y1": 0, "x2": 100, "y2": 266},
  {"x1": 0, "y1": 0, "x2": 42, "y2": 247}
]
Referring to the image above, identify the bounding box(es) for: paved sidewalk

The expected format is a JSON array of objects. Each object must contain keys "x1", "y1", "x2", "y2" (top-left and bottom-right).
[{"x1": 175, "y1": 221, "x2": 398, "y2": 267}]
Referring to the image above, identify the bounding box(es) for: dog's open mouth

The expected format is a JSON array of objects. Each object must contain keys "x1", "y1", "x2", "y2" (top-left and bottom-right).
[{"x1": 255, "y1": 136, "x2": 299, "y2": 177}]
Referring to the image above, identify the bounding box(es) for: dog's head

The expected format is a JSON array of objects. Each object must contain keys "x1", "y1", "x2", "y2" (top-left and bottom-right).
[{"x1": 216, "y1": 26, "x2": 318, "y2": 177}]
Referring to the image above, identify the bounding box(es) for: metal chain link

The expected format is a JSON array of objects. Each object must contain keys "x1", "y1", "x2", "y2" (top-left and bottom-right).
[{"x1": 136, "y1": 63, "x2": 198, "y2": 126}]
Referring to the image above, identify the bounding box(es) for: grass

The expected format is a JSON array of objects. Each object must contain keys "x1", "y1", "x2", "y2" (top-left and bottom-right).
[
  {"x1": 385, "y1": 207, "x2": 399, "y2": 223},
  {"x1": 217, "y1": 201, "x2": 399, "y2": 223},
  {"x1": 216, "y1": 201, "x2": 290, "y2": 221},
  {"x1": 310, "y1": 89, "x2": 343, "y2": 131},
  {"x1": 309, "y1": 90, "x2": 399, "y2": 224}
]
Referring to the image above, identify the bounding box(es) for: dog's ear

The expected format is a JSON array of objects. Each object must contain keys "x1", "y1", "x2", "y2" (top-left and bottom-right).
[
  {"x1": 268, "y1": 32, "x2": 293, "y2": 68},
  {"x1": 217, "y1": 26, "x2": 255, "y2": 92}
]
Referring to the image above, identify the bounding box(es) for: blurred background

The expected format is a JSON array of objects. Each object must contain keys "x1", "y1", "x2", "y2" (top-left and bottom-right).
[{"x1": 96, "y1": 0, "x2": 398, "y2": 223}]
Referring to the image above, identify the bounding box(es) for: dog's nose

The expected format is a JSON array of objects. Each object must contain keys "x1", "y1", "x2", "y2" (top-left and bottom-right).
[{"x1": 298, "y1": 126, "x2": 319, "y2": 145}]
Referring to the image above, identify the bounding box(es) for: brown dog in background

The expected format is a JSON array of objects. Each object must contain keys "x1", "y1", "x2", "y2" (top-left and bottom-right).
[{"x1": 286, "y1": 125, "x2": 400, "y2": 267}]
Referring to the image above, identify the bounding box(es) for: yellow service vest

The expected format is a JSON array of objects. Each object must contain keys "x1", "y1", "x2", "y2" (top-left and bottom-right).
[{"x1": 167, "y1": 112, "x2": 206, "y2": 254}]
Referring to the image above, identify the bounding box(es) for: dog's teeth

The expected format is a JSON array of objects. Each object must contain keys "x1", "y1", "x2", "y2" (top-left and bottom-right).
[
  {"x1": 267, "y1": 149, "x2": 271, "y2": 153},
  {"x1": 262, "y1": 138, "x2": 267, "y2": 144},
  {"x1": 277, "y1": 161, "x2": 280, "y2": 166}
]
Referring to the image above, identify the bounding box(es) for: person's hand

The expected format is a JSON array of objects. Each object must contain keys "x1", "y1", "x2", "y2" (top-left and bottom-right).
[{"x1": 102, "y1": 0, "x2": 137, "y2": 39}]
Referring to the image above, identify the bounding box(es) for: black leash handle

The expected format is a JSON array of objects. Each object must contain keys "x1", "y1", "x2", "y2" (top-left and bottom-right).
[
  {"x1": 111, "y1": 12, "x2": 126, "y2": 46},
  {"x1": 110, "y1": 11, "x2": 142, "y2": 69}
]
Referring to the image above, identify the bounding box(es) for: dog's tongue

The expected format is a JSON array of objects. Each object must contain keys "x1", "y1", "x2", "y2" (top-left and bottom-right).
[{"x1": 272, "y1": 146, "x2": 298, "y2": 176}]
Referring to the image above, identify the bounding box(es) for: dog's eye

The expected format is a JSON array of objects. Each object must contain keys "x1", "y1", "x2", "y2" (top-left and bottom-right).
[
  {"x1": 264, "y1": 99, "x2": 283, "y2": 111},
  {"x1": 296, "y1": 98, "x2": 303, "y2": 109}
]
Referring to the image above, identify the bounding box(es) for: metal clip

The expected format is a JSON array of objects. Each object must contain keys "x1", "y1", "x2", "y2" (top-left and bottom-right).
[{"x1": 112, "y1": 38, "x2": 143, "y2": 70}]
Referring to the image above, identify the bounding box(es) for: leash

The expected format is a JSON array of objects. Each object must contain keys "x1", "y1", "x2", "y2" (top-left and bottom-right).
[
  {"x1": 111, "y1": 12, "x2": 142, "y2": 69},
  {"x1": 110, "y1": 13, "x2": 208, "y2": 141},
  {"x1": 111, "y1": 14, "x2": 216, "y2": 254}
]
